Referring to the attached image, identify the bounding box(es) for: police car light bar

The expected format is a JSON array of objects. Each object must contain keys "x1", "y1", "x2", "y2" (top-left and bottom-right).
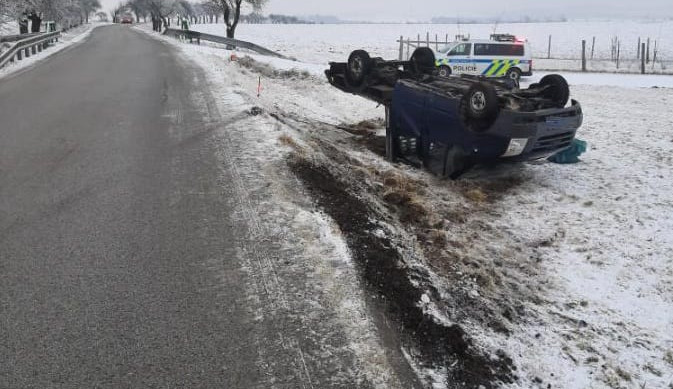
[{"x1": 490, "y1": 34, "x2": 516, "y2": 42}]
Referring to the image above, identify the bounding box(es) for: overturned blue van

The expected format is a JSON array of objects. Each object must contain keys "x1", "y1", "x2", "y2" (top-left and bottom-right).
[{"x1": 326, "y1": 48, "x2": 583, "y2": 177}]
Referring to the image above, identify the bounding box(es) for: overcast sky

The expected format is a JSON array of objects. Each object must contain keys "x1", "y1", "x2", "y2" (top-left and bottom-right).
[{"x1": 101, "y1": 0, "x2": 673, "y2": 21}]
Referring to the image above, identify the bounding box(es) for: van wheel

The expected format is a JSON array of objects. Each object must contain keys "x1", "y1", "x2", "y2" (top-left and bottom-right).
[
  {"x1": 438, "y1": 65, "x2": 451, "y2": 77},
  {"x1": 540, "y1": 74, "x2": 569, "y2": 108},
  {"x1": 346, "y1": 50, "x2": 372, "y2": 87},
  {"x1": 460, "y1": 82, "x2": 499, "y2": 131},
  {"x1": 466, "y1": 83, "x2": 498, "y2": 119},
  {"x1": 410, "y1": 47, "x2": 436, "y2": 76},
  {"x1": 506, "y1": 68, "x2": 522, "y2": 82}
]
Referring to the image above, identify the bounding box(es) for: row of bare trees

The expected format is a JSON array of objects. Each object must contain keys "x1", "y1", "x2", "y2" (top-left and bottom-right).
[
  {"x1": 1, "y1": 0, "x2": 102, "y2": 33},
  {"x1": 118, "y1": 0, "x2": 265, "y2": 38}
]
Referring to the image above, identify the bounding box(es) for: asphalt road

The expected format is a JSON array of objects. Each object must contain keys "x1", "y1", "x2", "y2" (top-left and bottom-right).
[
  {"x1": 0, "y1": 25, "x2": 267, "y2": 388},
  {"x1": 0, "y1": 25, "x2": 407, "y2": 388}
]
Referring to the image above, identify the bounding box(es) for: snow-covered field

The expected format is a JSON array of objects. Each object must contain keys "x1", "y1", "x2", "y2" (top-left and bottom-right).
[
  {"x1": 192, "y1": 20, "x2": 673, "y2": 74},
  {"x1": 140, "y1": 25, "x2": 673, "y2": 388}
]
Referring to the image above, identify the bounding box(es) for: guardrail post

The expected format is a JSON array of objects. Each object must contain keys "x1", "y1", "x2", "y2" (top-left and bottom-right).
[
  {"x1": 17, "y1": 50, "x2": 22, "y2": 60},
  {"x1": 31, "y1": 45, "x2": 36, "y2": 55},
  {"x1": 25, "y1": 47, "x2": 30, "y2": 57},
  {"x1": 37, "y1": 43, "x2": 42, "y2": 52}
]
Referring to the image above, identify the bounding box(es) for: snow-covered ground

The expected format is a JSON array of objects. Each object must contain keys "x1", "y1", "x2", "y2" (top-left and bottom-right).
[
  {"x1": 191, "y1": 20, "x2": 673, "y2": 74},
  {"x1": 0, "y1": 23, "x2": 103, "y2": 79},
  {"x1": 139, "y1": 25, "x2": 673, "y2": 388}
]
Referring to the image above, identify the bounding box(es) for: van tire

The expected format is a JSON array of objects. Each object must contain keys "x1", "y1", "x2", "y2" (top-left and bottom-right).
[
  {"x1": 346, "y1": 50, "x2": 372, "y2": 87},
  {"x1": 443, "y1": 145, "x2": 473, "y2": 179},
  {"x1": 438, "y1": 65, "x2": 451, "y2": 77},
  {"x1": 540, "y1": 74, "x2": 569, "y2": 108},
  {"x1": 460, "y1": 82, "x2": 499, "y2": 130},
  {"x1": 410, "y1": 47, "x2": 436, "y2": 76}
]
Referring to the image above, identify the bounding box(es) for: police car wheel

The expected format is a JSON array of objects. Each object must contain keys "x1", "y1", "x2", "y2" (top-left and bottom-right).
[
  {"x1": 346, "y1": 50, "x2": 372, "y2": 87},
  {"x1": 438, "y1": 66, "x2": 451, "y2": 77},
  {"x1": 506, "y1": 68, "x2": 522, "y2": 82}
]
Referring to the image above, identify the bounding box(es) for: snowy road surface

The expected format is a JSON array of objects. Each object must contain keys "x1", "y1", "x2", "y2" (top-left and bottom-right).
[{"x1": 0, "y1": 25, "x2": 417, "y2": 388}]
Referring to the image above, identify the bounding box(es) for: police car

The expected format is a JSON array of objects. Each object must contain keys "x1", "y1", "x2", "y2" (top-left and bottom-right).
[{"x1": 435, "y1": 34, "x2": 532, "y2": 81}]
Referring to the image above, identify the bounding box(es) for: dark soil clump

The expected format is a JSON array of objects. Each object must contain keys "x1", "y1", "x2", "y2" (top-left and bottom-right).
[{"x1": 289, "y1": 157, "x2": 515, "y2": 388}]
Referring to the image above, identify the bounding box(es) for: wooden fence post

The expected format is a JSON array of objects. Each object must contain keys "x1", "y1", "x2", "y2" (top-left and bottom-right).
[
  {"x1": 641, "y1": 43, "x2": 646, "y2": 74},
  {"x1": 399, "y1": 35, "x2": 404, "y2": 60},
  {"x1": 581, "y1": 40, "x2": 586, "y2": 72},
  {"x1": 637, "y1": 37, "x2": 641, "y2": 59},
  {"x1": 646, "y1": 38, "x2": 650, "y2": 63},
  {"x1": 406, "y1": 39, "x2": 410, "y2": 60},
  {"x1": 616, "y1": 40, "x2": 620, "y2": 68},
  {"x1": 426, "y1": 32, "x2": 430, "y2": 47},
  {"x1": 547, "y1": 35, "x2": 551, "y2": 58},
  {"x1": 591, "y1": 37, "x2": 595, "y2": 59},
  {"x1": 435, "y1": 34, "x2": 438, "y2": 51},
  {"x1": 445, "y1": 34, "x2": 448, "y2": 44}
]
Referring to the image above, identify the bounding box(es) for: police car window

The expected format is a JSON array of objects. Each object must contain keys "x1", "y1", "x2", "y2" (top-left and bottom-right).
[
  {"x1": 448, "y1": 43, "x2": 471, "y2": 56},
  {"x1": 475, "y1": 43, "x2": 524, "y2": 56}
]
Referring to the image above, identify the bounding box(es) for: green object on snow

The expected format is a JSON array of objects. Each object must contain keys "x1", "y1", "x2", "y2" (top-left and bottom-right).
[{"x1": 548, "y1": 138, "x2": 587, "y2": 164}]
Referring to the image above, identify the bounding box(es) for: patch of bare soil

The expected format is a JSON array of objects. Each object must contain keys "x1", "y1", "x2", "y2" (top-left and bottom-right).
[{"x1": 289, "y1": 155, "x2": 515, "y2": 388}]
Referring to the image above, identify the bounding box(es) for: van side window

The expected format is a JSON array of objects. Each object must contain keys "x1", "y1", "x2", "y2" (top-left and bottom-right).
[
  {"x1": 475, "y1": 43, "x2": 524, "y2": 56},
  {"x1": 448, "y1": 43, "x2": 471, "y2": 56}
]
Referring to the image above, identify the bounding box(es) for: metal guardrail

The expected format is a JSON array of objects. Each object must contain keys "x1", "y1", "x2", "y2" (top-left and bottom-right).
[
  {"x1": 0, "y1": 31, "x2": 61, "y2": 69},
  {"x1": 163, "y1": 28, "x2": 289, "y2": 60}
]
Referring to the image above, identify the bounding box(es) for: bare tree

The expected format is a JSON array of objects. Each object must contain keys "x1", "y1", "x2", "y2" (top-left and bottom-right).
[
  {"x1": 200, "y1": 0, "x2": 219, "y2": 23},
  {"x1": 127, "y1": 0, "x2": 149, "y2": 23},
  {"x1": 79, "y1": 0, "x2": 101, "y2": 23},
  {"x1": 215, "y1": 0, "x2": 265, "y2": 38},
  {"x1": 110, "y1": 2, "x2": 127, "y2": 23},
  {"x1": 146, "y1": 0, "x2": 177, "y2": 31}
]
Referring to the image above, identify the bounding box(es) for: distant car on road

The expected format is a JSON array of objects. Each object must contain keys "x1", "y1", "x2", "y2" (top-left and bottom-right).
[{"x1": 120, "y1": 16, "x2": 133, "y2": 24}]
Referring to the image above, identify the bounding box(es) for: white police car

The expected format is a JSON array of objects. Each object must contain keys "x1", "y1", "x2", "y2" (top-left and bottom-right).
[{"x1": 435, "y1": 34, "x2": 532, "y2": 81}]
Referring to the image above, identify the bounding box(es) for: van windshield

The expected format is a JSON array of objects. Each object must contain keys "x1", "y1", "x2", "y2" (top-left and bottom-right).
[
  {"x1": 437, "y1": 45, "x2": 452, "y2": 54},
  {"x1": 447, "y1": 43, "x2": 471, "y2": 56}
]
